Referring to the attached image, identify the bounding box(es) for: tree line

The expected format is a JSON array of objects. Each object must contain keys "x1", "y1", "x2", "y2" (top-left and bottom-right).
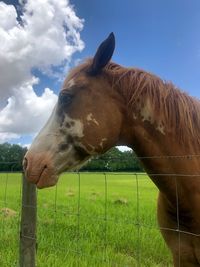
[
  {"x1": 82, "y1": 147, "x2": 143, "y2": 172},
  {"x1": 0, "y1": 143, "x2": 27, "y2": 171},
  {"x1": 0, "y1": 143, "x2": 143, "y2": 172}
]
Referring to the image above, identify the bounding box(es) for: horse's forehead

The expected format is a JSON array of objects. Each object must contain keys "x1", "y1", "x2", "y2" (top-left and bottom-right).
[
  {"x1": 62, "y1": 73, "x2": 88, "y2": 90},
  {"x1": 64, "y1": 78, "x2": 75, "y2": 89}
]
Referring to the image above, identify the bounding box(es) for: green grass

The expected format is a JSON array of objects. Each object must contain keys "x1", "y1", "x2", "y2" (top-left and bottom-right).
[{"x1": 0, "y1": 172, "x2": 172, "y2": 267}]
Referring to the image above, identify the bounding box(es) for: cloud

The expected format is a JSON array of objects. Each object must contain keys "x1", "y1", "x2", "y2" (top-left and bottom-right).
[
  {"x1": 0, "y1": 133, "x2": 20, "y2": 143},
  {"x1": 0, "y1": 0, "x2": 84, "y2": 143},
  {"x1": 0, "y1": 77, "x2": 58, "y2": 133}
]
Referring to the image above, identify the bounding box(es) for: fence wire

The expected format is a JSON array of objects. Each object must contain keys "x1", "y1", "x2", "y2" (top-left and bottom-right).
[
  {"x1": 0, "y1": 163, "x2": 22, "y2": 267},
  {"x1": 1, "y1": 155, "x2": 200, "y2": 266}
]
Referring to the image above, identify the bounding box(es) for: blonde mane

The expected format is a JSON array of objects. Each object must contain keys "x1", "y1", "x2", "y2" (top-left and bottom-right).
[{"x1": 103, "y1": 62, "x2": 200, "y2": 146}]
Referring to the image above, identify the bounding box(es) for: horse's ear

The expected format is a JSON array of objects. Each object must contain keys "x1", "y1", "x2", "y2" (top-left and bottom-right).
[{"x1": 88, "y1": 32, "x2": 115, "y2": 75}]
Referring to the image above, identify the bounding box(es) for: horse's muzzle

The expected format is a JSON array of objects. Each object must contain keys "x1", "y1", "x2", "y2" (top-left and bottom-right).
[{"x1": 23, "y1": 151, "x2": 58, "y2": 189}]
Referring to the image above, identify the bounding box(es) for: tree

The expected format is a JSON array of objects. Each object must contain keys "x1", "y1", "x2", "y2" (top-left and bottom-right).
[
  {"x1": 82, "y1": 147, "x2": 143, "y2": 172},
  {"x1": 0, "y1": 143, "x2": 27, "y2": 171},
  {"x1": 0, "y1": 143, "x2": 143, "y2": 172}
]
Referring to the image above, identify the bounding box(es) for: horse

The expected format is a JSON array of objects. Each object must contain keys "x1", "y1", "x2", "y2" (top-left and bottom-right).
[{"x1": 24, "y1": 33, "x2": 200, "y2": 266}]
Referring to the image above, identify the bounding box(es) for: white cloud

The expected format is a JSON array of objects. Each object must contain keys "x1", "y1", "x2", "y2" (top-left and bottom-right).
[
  {"x1": 23, "y1": 143, "x2": 31, "y2": 149},
  {"x1": 0, "y1": 2, "x2": 18, "y2": 30},
  {"x1": 0, "y1": 0, "x2": 84, "y2": 143},
  {"x1": 0, "y1": 133, "x2": 20, "y2": 143},
  {"x1": 0, "y1": 77, "x2": 58, "y2": 134}
]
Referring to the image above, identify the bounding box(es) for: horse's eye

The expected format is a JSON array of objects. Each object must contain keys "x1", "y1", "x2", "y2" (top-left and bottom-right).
[{"x1": 58, "y1": 92, "x2": 73, "y2": 105}]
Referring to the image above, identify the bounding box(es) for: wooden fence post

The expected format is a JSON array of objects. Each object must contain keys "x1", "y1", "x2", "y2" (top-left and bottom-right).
[{"x1": 19, "y1": 172, "x2": 37, "y2": 267}]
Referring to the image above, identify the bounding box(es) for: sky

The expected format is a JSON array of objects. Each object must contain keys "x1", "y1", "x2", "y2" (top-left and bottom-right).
[{"x1": 0, "y1": 0, "x2": 200, "y2": 148}]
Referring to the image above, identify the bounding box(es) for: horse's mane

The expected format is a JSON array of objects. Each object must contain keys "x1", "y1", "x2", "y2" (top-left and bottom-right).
[{"x1": 103, "y1": 62, "x2": 200, "y2": 146}]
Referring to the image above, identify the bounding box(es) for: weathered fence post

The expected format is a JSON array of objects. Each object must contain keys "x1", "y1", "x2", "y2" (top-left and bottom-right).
[{"x1": 19, "y1": 172, "x2": 37, "y2": 267}]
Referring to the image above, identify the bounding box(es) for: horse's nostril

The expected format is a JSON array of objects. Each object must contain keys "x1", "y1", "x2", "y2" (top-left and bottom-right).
[{"x1": 23, "y1": 157, "x2": 28, "y2": 171}]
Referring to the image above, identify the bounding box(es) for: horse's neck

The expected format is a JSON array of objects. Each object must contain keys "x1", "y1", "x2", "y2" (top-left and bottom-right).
[
  {"x1": 126, "y1": 113, "x2": 180, "y2": 203},
  {"x1": 124, "y1": 95, "x2": 198, "y2": 203},
  {"x1": 113, "y1": 66, "x2": 200, "y2": 202}
]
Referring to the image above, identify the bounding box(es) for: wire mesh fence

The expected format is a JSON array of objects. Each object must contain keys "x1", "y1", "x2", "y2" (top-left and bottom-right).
[
  {"x1": 1, "y1": 155, "x2": 200, "y2": 266},
  {"x1": 0, "y1": 163, "x2": 22, "y2": 267},
  {"x1": 34, "y1": 171, "x2": 166, "y2": 267}
]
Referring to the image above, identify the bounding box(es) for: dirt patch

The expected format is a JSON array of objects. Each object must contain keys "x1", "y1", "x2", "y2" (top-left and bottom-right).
[
  {"x1": 113, "y1": 198, "x2": 128, "y2": 205},
  {"x1": 66, "y1": 190, "x2": 75, "y2": 197},
  {"x1": 0, "y1": 207, "x2": 17, "y2": 218}
]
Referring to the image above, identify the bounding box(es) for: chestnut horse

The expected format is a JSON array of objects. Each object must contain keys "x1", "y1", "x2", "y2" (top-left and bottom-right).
[{"x1": 24, "y1": 33, "x2": 200, "y2": 266}]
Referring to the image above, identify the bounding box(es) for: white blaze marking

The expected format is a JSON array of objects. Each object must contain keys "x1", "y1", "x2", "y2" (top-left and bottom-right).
[
  {"x1": 86, "y1": 113, "x2": 99, "y2": 126},
  {"x1": 29, "y1": 104, "x2": 60, "y2": 152}
]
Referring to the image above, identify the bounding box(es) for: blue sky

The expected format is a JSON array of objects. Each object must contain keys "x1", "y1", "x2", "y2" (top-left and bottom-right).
[
  {"x1": 71, "y1": 0, "x2": 200, "y2": 96},
  {"x1": 1, "y1": 0, "x2": 200, "y2": 146},
  {"x1": 33, "y1": 0, "x2": 200, "y2": 97}
]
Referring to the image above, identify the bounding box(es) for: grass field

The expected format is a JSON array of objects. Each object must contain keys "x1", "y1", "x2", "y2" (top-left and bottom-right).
[{"x1": 0, "y1": 172, "x2": 172, "y2": 267}]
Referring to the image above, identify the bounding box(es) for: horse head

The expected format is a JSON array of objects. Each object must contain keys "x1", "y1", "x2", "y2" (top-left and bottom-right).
[{"x1": 24, "y1": 33, "x2": 128, "y2": 188}]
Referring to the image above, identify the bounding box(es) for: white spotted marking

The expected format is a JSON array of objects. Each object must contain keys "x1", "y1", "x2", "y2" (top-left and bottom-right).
[
  {"x1": 67, "y1": 78, "x2": 75, "y2": 89},
  {"x1": 27, "y1": 106, "x2": 92, "y2": 177},
  {"x1": 133, "y1": 113, "x2": 137, "y2": 120},
  {"x1": 140, "y1": 99, "x2": 153, "y2": 123},
  {"x1": 63, "y1": 114, "x2": 84, "y2": 138},
  {"x1": 86, "y1": 113, "x2": 99, "y2": 126},
  {"x1": 99, "y1": 138, "x2": 107, "y2": 149},
  {"x1": 156, "y1": 124, "x2": 165, "y2": 135},
  {"x1": 85, "y1": 143, "x2": 96, "y2": 152},
  {"x1": 139, "y1": 99, "x2": 165, "y2": 135}
]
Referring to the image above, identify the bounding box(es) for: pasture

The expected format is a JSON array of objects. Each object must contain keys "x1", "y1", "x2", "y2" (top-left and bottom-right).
[{"x1": 0, "y1": 172, "x2": 172, "y2": 266}]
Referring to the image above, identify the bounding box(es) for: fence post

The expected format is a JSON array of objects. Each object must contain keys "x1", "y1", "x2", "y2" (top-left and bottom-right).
[{"x1": 19, "y1": 172, "x2": 37, "y2": 267}]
